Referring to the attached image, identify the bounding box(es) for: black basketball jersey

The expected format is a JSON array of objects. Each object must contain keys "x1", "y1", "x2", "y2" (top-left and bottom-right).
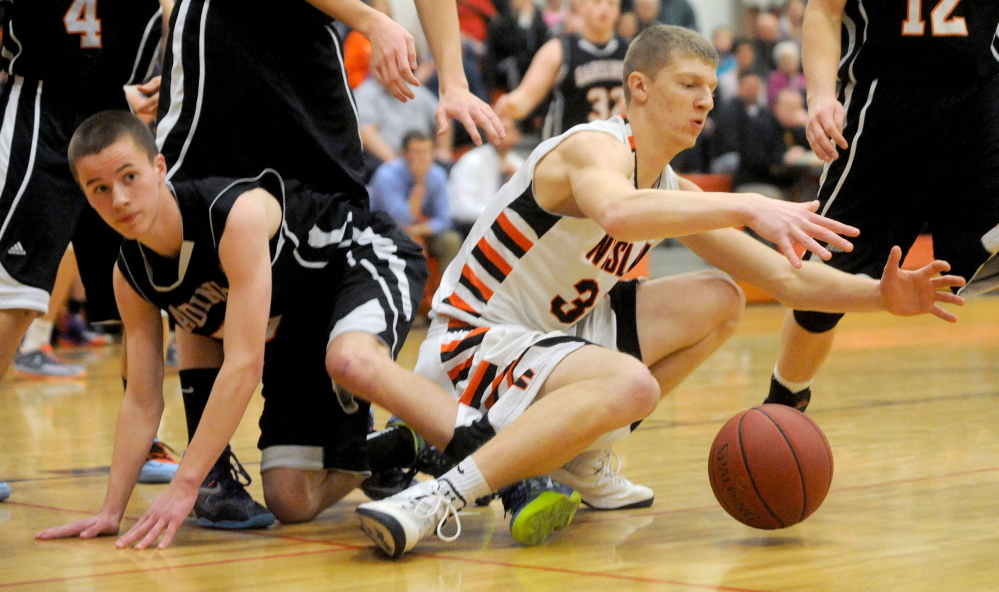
[
  {"x1": 544, "y1": 33, "x2": 629, "y2": 139},
  {"x1": 117, "y1": 170, "x2": 355, "y2": 338},
  {"x1": 840, "y1": 0, "x2": 999, "y2": 81},
  {"x1": 1, "y1": 0, "x2": 161, "y2": 108}
]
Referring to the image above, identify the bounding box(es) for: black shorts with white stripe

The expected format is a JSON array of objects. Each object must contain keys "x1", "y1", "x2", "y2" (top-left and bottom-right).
[{"x1": 157, "y1": 0, "x2": 369, "y2": 206}]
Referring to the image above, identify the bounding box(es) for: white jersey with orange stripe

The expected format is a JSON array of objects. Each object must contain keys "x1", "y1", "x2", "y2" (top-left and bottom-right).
[{"x1": 433, "y1": 116, "x2": 678, "y2": 332}]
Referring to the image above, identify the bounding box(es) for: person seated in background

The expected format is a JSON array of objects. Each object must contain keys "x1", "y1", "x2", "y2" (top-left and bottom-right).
[
  {"x1": 370, "y1": 131, "x2": 463, "y2": 273},
  {"x1": 355, "y1": 69, "x2": 455, "y2": 181},
  {"x1": 710, "y1": 70, "x2": 766, "y2": 175},
  {"x1": 766, "y1": 40, "x2": 804, "y2": 109},
  {"x1": 715, "y1": 38, "x2": 760, "y2": 103},
  {"x1": 447, "y1": 116, "x2": 524, "y2": 237},
  {"x1": 732, "y1": 88, "x2": 812, "y2": 202}
]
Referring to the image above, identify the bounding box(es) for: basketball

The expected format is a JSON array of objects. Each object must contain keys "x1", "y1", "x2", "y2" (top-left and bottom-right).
[{"x1": 708, "y1": 404, "x2": 833, "y2": 529}]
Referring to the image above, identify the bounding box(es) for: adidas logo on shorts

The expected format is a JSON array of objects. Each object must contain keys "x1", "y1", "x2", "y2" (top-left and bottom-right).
[{"x1": 7, "y1": 242, "x2": 26, "y2": 256}]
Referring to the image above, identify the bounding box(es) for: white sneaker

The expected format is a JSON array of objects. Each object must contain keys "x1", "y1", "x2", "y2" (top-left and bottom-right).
[
  {"x1": 549, "y1": 450, "x2": 654, "y2": 510},
  {"x1": 357, "y1": 479, "x2": 461, "y2": 558}
]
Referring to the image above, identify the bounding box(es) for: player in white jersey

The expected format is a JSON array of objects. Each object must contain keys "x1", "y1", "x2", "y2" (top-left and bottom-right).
[{"x1": 356, "y1": 25, "x2": 967, "y2": 558}]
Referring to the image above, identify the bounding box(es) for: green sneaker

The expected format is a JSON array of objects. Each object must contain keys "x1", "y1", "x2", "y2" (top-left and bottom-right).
[{"x1": 500, "y1": 476, "x2": 581, "y2": 546}]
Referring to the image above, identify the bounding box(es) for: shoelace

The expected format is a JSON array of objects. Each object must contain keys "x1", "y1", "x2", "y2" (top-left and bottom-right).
[
  {"x1": 414, "y1": 491, "x2": 462, "y2": 542},
  {"x1": 225, "y1": 450, "x2": 254, "y2": 487},
  {"x1": 593, "y1": 450, "x2": 626, "y2": 485}
]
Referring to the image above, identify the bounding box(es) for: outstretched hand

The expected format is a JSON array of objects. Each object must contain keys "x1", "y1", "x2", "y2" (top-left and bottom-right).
[
  {"x1": 114, "y1": 481, "x2": 199, "y2": 550},
  {"x1": 744, "y1": 197, "x2": 859, "y2": 268},
  {"x1": 36, "y1": 511, "x2": 121, "y2": 541},
  {"x1": 880, "y1": 246, "x2": 966, "y2": 320}
]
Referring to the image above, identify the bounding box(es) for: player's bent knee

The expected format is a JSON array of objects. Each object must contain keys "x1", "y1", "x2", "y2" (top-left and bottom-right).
[
  {"x1": 325, "y1": 332, "x2": 390, "y2": 394},
  {"x1": 792, "y1": 310, "x2": 843, "y2": 334},
  {"x1": 605, "y1": 359, "x2": 661, "y2": 421}
]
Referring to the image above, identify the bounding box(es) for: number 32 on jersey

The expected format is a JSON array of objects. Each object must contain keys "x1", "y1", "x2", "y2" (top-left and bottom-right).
[
  {"x1": 64, "y1": 0, "x2": 102, "y2": 48},
  {"x1": 903, "y1": 0, "x2": 968, "y2": 36}
]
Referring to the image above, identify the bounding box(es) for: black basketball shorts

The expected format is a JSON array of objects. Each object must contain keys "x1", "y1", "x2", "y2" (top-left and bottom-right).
[{"x1": 809, "y1": 73, "x2": 999, "y2": 282}]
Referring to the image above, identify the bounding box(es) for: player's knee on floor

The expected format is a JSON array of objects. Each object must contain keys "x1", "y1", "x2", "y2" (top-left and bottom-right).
[
  {"x1": 792, "y1": 310, "x2": 843, "y2": 334},
  {"x1": 261, "y1": 464, "x2": 363, "y2": 524}
]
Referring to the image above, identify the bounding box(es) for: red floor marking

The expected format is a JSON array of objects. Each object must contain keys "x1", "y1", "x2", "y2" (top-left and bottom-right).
[{"x1": 0, "y1": 547, "x2": 346, "y2": 589}]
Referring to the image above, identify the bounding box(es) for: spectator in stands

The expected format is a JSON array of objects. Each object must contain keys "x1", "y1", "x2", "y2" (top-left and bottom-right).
[
  {"x1": 751, "y1": 12, "x2": 781, "y2": 74},
  {"x1": 355, "y1": 70, "x2": 454, "y2": 180},
  {"x1": 657, "y1": 0, "x2": 698, "y2": 31},
  {"x1": 370, "y1": 131, "x2": 463, "y2": 272},
  {"x1": 733, "y1": 88, "x2": 812, "y2": 201},
  {"x1": 485, "y1": 0, "x2": 550, "y2": 95},
  {"x1": 716, "y1": 39, "x2": 764, "y2": 105},
  {"x1": 767, "y1": 40, "x2": 805, "y2": 108},
  {"x1": 711, "y1": 71, "x2": 766, "y2": 175},
  {"x1": 447, "y1": 116, "x2": 524, "y2": 237},
  {"x1": 779, "y1": 0, "x2": 805, "y2": 44}
]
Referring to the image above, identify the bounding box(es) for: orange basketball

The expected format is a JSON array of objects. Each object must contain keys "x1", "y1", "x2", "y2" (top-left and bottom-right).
[{"x1": 708, "y1": 404, "x2": 833, "y2": 529}]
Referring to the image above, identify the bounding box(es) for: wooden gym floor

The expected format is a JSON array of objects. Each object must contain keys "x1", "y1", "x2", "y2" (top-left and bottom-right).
[{"x1": 2, "y1": 295, "x2": 998, "y2": 591}]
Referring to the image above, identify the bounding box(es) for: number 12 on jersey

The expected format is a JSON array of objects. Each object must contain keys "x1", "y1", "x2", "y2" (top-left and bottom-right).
[
  {"x1": 903, "y1": 0, "x2": 968, "y2": 37},
  {"x1": 64, "y1": 0, "x2": 102, "y2": 48}
]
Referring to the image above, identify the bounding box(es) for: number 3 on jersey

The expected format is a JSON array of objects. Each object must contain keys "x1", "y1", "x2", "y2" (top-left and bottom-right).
[
  {"x1": 64, "y1": 0, "x2": 102, "y2": 48},
  {"x1": 903, "y1": 0, "x2": 967, "y2": 36},
  {"x1": 551, "y1": 279, "x2": 599, "y2": 324}
]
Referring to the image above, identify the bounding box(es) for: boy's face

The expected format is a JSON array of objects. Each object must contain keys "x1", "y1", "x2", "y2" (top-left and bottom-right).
[
  {"x1": 643, "y1": 56, "x2": 717, "y2": 150},
  {"x1": 75, "y1": 137, "x2": 166, "y2": 240}
]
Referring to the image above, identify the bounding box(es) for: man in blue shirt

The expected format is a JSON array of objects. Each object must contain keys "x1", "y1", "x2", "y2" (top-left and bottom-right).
[{"x1": 370, "y1": 131, "x2": 462, "y2": 272}]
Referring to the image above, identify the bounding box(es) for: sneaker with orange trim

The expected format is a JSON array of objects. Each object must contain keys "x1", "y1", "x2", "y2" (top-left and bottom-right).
[
  {"x1": 13, "y1": 345, "x2": 86, "y2": 379},
  {"x1": 138, "y1": 439, "x2": 180, "y2": 483}
]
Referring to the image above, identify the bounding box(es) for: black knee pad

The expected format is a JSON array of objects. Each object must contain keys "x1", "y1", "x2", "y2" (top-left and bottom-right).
[{"x1": 792, "y1": 310, "x2": 843, "y2": 334}]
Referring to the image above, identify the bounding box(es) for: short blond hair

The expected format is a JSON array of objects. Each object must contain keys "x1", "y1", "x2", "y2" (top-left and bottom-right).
[{"x1": 622, "y1": 24, "x2": 717, "y2": 104}]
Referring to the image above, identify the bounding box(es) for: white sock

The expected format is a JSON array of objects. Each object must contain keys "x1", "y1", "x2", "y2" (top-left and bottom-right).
[
  {"x1": 773, "y1": 365, "x2": 813, "y2": 394},
  {"x1": 438, "y1": 457, "x2": 492, "y2": 510},
  {"x1": 20, "y1": 319, "x2": 54, "y2": 353}
]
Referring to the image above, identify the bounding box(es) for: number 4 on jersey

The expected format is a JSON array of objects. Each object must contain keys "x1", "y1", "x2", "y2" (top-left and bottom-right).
[
  {"x1": 64, "y1": 0, "x2": 102, "y2": 48},
  {"x1": 903, "y1": 0, "x2": 968, "y2": 36}
]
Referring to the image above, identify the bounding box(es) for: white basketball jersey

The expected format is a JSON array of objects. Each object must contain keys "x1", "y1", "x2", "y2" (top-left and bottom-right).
[{"x1": 434, "y1": 116, "x2": 679, "y2": 332}]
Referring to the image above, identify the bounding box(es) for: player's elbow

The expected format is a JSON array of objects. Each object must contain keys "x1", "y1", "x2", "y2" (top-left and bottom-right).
[{"x1": 595, "y1": 201, "x2": 641, "y2": 242}]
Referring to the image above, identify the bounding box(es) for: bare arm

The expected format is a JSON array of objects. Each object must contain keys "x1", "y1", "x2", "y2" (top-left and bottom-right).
[
  {"x1": 115, "y1": 191, "x2": 275, "y2": 550},
  {"x1": 413, "y1": 0, "x2": 504, "y2": 145},
  {"x1": 36, "y1": 266, "x2": 166, "y2": 541},
  {"x1": 494, "y1": 38, "x2": 563, "y2": 120},
  {"x1": 802, "y1": 0, "x2": 848, "y2": 161},
  {"x1": 681, "y1": 229, "x2": 965, "y2": 318},
  {"x1": 534, "y1": 132, "x2": 859, "y2": 266}
]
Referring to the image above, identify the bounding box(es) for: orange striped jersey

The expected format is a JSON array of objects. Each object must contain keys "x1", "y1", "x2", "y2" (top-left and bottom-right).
[{"x1": 433, "y1": 116, "x2": 677, "y2": 332}]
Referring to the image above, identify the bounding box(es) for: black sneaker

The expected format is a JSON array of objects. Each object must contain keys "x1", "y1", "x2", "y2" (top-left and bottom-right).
[
  {"x1": 194, "y1": 450, "x2": 275, "y2": 529},
  {"x1": 764, "y1": 376, "x2": 812, "y2": 411},
  {"x1": 361, "y1": 466, "x2": 417, "y2": 501}
]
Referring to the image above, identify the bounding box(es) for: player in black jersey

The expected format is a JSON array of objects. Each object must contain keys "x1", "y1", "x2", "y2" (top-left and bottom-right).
[
  {"x1": 764, "y1": 0, "x2": 999, "y2": 411},
  {"x1": 0, "y1": 0, "x2": 170, "y2": 502},
  {"x1": 495, "y1": 0, "x2": 629, "y2": 139},
  {"x1": 156, "y1": 0, "x2": 504, "y2": 200},
  {"x1": 37, "y1": 111, "x2": 451, "y2": 548}
]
